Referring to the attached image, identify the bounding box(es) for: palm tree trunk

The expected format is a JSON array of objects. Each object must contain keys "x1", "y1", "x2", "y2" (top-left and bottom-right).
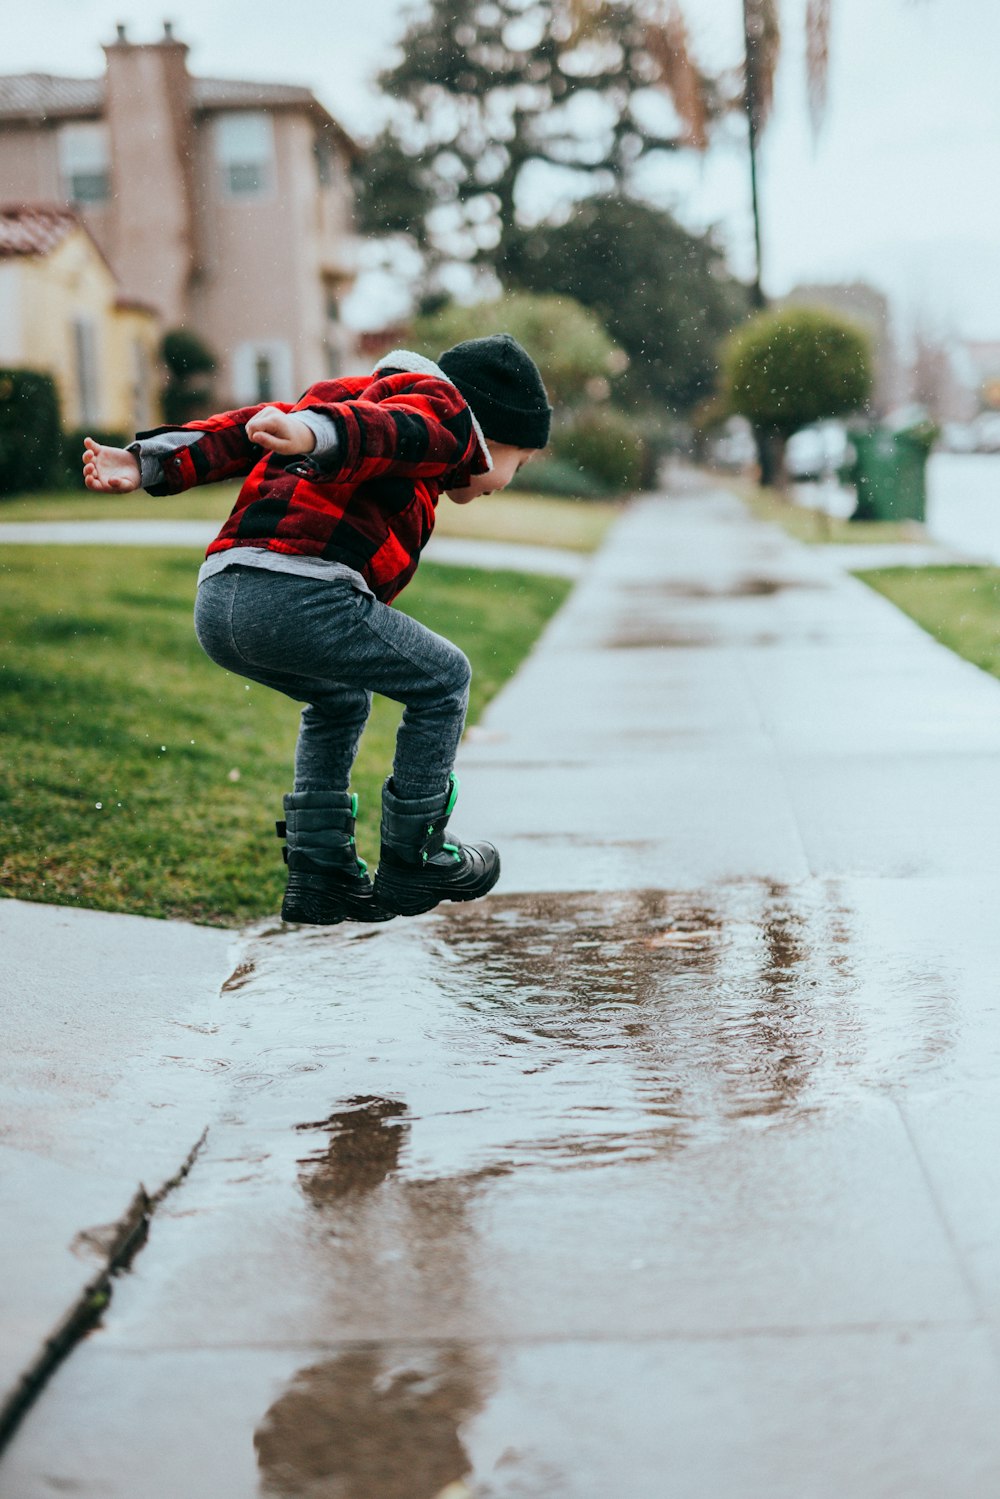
[{"x1": 742, "y1": 0, "x2": 779, "y2": 310}]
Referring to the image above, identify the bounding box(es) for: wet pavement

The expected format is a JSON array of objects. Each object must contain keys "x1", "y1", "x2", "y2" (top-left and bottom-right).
[{"x1": 6, "y1": 481, "x2": 1000, "y2": 1495}]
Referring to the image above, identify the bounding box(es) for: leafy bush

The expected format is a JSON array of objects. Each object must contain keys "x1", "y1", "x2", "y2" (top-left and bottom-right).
[
  {"x1": 720, "y1": 307, "x2": 873, "y2": 486},
  {"x1": 161, "y1": 328, "x2": 216, "y2": 425},
  {"x1": 0, "y1": 369, "x2": 63, "y2": 497},
  {"x1": 410, "y1": 291, "x2": 624, "y2": 409},
  {"x1": 552, "y1": 408, "x2": 647, "y2": 493},
  {"x1": 63, "y1": 429, "x2": 129, "y2": 489},
  {"x1": 722, "y1": 307, "x2": 872, "y2": 434},
  {"x1": 509, "y1": 456, "x2": 613, "y2": 500}
]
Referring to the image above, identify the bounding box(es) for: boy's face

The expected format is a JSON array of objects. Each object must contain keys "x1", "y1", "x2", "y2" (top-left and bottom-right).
[{"x1": 445, "y1": 441, "x2": 536, "y2": 504}]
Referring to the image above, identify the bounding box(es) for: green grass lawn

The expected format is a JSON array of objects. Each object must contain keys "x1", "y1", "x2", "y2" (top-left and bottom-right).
[
  {"x1": 0, "y1": 484, "x2": 621, "y2": 553},
  {"x1": 728, "y1": 478, "x2": 925, "y2": 546},
  {"x1": 856, "y1": 565, "x2": 1000, "y2": 678},
  {"x1": 0, "y1": 547, "x2": 570, "y2": 926}
]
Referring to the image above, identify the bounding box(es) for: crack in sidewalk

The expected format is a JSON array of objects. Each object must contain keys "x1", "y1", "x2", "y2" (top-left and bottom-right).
[{"x1": 0, "y1": 1126, "x2": 210, "y2": 1454}]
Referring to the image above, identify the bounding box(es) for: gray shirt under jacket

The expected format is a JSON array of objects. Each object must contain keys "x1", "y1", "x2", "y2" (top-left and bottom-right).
[{"x1": 128, "y1": 410, "x2": 375, "y2": 596}]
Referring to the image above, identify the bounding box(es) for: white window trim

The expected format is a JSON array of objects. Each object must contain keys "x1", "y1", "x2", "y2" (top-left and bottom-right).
[{"x1": 232, "y1": 340, "x2": 294, "y2": 406}]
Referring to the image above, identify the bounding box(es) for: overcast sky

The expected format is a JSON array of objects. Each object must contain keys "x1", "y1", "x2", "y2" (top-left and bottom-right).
[{"x1": 4, "y1": 0, "x2": 1000, "y2": 343}]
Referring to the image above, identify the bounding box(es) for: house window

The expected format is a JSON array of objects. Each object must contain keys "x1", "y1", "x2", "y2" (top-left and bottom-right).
[
  {"x1": 216, "y1": 111, "x2": 274, "y2": 197},
  {"x1": 313, "y1": 132, "x2": 335, "y2": 188},
  {"x1": 59, "y1": 124, "x2": 110, "y2": 204},
  {"x1": 73, "y1": 318, "x2": 100, "y2": 426},
  {"x1": 254, "y1": 352, "x2": 274, "y2": 403},
  {"x1": 233, "y1": 340, "x2": 293, "y2": 405}
]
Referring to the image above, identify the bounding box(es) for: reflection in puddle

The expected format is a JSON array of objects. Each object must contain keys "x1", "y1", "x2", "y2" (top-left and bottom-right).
[
  {"x1": 429, "y1": 885, "x2": 865, "y2": 1155},
  {"x1": 233, "y1": 882, "x2": 961, "y2": 1179},
  {"x1": 244, "y1": 880, "x2": 963, "y2": 1495},
  {"x1": 255, "y1": 1345, "x2": 483, "y2": 1499},
  {"x1": 296, "y1": 1096, "x2": 408, "y2": 1206}
]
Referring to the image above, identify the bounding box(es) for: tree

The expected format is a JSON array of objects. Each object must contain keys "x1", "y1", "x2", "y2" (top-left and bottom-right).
[
  {"x1": 356, "y1": 0, "x2": 724, "y2": 275},
  {"x1": 0, "y1": 369, "x2": 62, "y2": 496},
  {"x1": 721, "y1": 306, "x2": 872, "y2": 487},
  {"x1": 741, "y1": 0, "x2": 832, "y2": 304},
  {"x1": 502, "y1": 195, "x2": 749, "y2": 413}
]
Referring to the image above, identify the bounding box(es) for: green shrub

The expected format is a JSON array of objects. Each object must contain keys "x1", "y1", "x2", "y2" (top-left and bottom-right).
[
  {"x1": 509, "y1": 456, "x2": 613, "y2": 500},
  {"x1": 161, "y1": 328, "x2": 216, "y2": 425},
  {"x1": 720, "y1": 306, "x2": 873, "y2": 486},
  {"x1": 0, "y1": 369, "x2": 63, "y2": 497},
  {"x1": 552, "y1": 408, "x2": 646, "y2": 493},
  {"x1": 722, "y1": 306, "x2": 872, "y2": 433},
  {"x1": 63, "y1": 428, "x2": 130, "y2": 489},
  {"x1": 410, "y1": 291, "x2": 624, "y2": 408}
]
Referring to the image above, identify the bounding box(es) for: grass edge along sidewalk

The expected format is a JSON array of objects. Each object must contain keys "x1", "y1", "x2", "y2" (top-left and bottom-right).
[
  {"x1": 0, "y1": 547, "x2": 571, "y2": 927},
  {"x1": 732, "y1": 479, "x2": 1000, "y2": 725},
  {"x1": 856, "y1": 563, "x2": 1000, "y2": 685},
  {"x1": 727, "y1": 475, "x2": 925, "y2": 547}
]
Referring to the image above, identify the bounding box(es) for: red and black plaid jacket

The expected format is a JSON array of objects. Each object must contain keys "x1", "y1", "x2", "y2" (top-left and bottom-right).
[{"x1": 139, "y1": 361, "x2": 490, "y2": 603}]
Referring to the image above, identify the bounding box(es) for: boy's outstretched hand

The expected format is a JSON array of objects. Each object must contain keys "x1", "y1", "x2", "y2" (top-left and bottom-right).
[
  {"x1": 245, "y1": 406, "x2": 316, "y2": 456},
  {"x1": 82, "y1": 436, "x2": 141, "y2": 493}
]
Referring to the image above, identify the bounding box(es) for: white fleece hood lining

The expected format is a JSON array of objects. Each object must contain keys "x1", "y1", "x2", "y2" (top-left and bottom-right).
[{"x1": 374, "y1": 348, "x2": 493, "y2": 472}]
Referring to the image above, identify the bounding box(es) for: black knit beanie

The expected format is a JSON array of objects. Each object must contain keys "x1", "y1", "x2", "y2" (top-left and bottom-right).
[{"x1": 438, "y1": 333, "x2": 552, "y2": 449}]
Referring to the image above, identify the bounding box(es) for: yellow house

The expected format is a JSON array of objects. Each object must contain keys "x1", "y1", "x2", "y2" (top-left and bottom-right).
[{"x1": 0, "y1": 204, "x2": 160, "y2": 433}]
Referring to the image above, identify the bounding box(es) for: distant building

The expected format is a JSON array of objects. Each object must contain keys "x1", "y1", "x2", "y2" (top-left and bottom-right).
[
  {"x1": 957, "y1": 340, "x2": 1000, "y2": 412},
  {"x1": 0, "y1": 24, "x2": 359, "y2": 412},
  {"x1": 0, "y1": 204, "x2": 159, "y2": 431},
  {"x1": 781, "y1": 281, "x2": 900, "y2": 417}
]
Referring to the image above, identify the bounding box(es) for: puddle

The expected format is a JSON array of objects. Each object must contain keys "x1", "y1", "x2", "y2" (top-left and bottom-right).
[
  {"x1": 606, "y1": 628, "x2": 833, "y2": 648},
  {"x1": 296, "y1": 1096, "x2": 409, "y2": 1205},
  {"x1": 659, "y1": 577, "x2": 826, "y2": 599},
  {"x1": 255, "y1": 1344, "x2": 486, "y2": 1499},
  {"x1": 216, "y1": 882, "x2": 966, "y2": 1185},
  {"x1": 32, "y1": 875, "x2": 987, "y2": 1497}
]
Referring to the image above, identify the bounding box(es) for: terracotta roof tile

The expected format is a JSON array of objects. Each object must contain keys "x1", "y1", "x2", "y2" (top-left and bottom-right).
[{"x1": 0, "y1": 204, "x2": 79, "y2": 257}]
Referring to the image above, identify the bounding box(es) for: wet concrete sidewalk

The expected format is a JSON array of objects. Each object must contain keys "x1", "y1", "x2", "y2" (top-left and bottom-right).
[{"x1": 6, "y1": 480, "x2": 1000, "y2": 1495}]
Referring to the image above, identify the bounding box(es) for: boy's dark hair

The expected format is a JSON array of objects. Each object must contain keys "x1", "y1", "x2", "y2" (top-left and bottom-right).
[{"x1": 438, "y1": 333, "x2": 551, "y2": 449}]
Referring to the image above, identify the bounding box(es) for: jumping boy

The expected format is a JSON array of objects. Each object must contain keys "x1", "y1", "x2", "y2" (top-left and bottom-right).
[{"x1": 82, "y1": 335, "x2": 551, "y2": 925}]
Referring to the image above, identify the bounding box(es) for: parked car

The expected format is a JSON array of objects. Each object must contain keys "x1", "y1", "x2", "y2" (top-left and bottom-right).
[
  {"x1": 971, "y1": 412, "x2": 1000, "y2": 453},
  {"x1": 711, "y1": 416, "x2": 757, "y2": 472},
  {"x1": 940, "y1": 422, "x2": 979, "y2": 453},
  {"x1": 786, "y1": 422, "x2": 851, "y2": 482}
]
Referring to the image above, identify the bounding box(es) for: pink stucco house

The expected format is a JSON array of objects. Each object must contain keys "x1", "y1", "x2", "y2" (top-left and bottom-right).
[{"x1": 0, "y1": 23, "x2": 359, "y2": 410}]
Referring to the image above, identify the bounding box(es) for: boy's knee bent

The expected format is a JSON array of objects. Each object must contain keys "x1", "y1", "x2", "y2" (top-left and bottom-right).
[{"x1": 443, "y1": 647, "x2": 472, "y2": 705}]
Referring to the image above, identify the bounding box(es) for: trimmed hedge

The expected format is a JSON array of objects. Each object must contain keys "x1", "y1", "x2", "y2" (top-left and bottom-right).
[
  {"x1": 509, "y1": 455, "x2": 613, "y2": 499},
  {"x1": 552, "y1": 408, "x2": 647, "y2": 493},
  {"x1": 0, "y1": 369, "x2": 63, "y2": 497}
]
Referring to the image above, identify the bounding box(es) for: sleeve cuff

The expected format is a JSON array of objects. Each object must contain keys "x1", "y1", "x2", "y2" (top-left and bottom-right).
[
  {"x1": 127, "y1": 442, "x2": 164, "y2": 490},
  {"x1": 295, "y1": 409, "x2": 340, "y2": 458}
]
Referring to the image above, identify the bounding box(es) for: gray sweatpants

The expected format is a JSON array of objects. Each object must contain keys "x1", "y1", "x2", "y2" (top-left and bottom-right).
[{"x1": 193, "y1": 566, "x2": 471, "y2": 800}]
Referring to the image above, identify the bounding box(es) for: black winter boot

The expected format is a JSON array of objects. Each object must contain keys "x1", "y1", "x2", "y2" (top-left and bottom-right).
[
  {"x1": 373, "y1": 773, "x2": 500, "y2": 917},
  {"x1": 278, "y1": 791, "x2": 394, "y2": 925}
]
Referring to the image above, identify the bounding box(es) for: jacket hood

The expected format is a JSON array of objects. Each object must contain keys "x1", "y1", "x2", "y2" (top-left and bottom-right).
[{"x1": 373, "y1": 348, "x2": 493, "y2": 472}]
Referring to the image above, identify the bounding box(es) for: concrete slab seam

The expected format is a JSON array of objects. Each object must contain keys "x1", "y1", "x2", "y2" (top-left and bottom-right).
[{"x1": 890, "y1": 1094, "x2": 998, "y2": 1362}]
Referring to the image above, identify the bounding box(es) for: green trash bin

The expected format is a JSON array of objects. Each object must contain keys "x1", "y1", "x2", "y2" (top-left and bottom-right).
[{"x1": 846, "y1": 424, "x2": 934, "y2": 524}]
